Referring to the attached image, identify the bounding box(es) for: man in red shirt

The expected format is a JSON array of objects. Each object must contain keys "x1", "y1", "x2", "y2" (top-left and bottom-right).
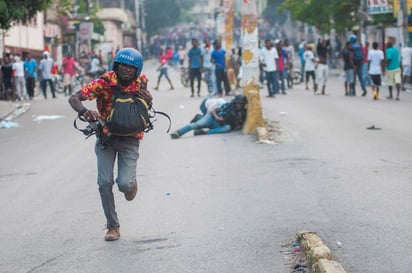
[{"x1": 68, "y1": 48, "x2": 152, "y2": 241}]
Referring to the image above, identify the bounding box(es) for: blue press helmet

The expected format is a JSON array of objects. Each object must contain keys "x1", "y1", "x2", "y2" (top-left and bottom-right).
[
  {"x1": 349, "y1": 34, "x2": 357, "y2": 43},
  {"x1": 113, "y1": 48, "x2": 144, "y2": 77}
]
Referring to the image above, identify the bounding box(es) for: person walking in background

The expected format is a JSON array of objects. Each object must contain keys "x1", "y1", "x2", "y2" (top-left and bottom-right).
[
  {"x1": 315, "y1": 38, "x2": 329, "y2": 95},
  {"x1": 367, "y1": 41, "x2": 384, "y2": 100},
  {"x1": 187, "y1": 38, "x2": 204, "y2": 97},
  {"x1": 62, "y1": 53, "x2": 84, "y2": 96},
  {"x1": 229, "y1": 47, "x2": 241, "y2": 89},
  {"x1": 400, "y1": 40, "x2": 412, "y2": 91},
  {"x1": 303, "y1": 43, "x2": 316, "y2": 91},
  {"x1": 203, "y1": 40, "x2": 215, "y2": 95},
  {"x1": 284, "y1": 38, "x2": 295, "y2": 88},
  {"x1": 349, "y1": 34, "x2": 367, "y2": 96},
  {"x1": 342, "y1": 42, "x2": 355, "y2": 96},
  {"x1": 362, "y1": 42, "x2": 371, "y2": 87},
  {"x1": 12, "y1": 54, "x2": 26, "y2": 100},
  {"x1": 38, "y1": 52, "x2": 56, "y2": 99},
  {"x1": 275, "y1": 39, "x2": 287, "y2": 95},
  {"x1": 154, "y1": 49, "x2": 174, "y2": 91},
  {"x1": 259, "y1": 39, "x2": 279, "y2": 97},
  {"x1": 177, "y1": 46, "x2": 186, "y2": 66},
  {"x1": 298, "y1": 41, "x2": 305, "y2": 83},
  {"x1": 1, "y1": 56, "x2": 15, "y2": 101},
  {"x1": 24, "y1": 53, "x2": 37, "y2": 100},
  {"x1": 384, "y1": 41, "x2": 401, "y2": 100},
  {"x1": 211, "y1": 39, "x2": 231, "y2": 97}
]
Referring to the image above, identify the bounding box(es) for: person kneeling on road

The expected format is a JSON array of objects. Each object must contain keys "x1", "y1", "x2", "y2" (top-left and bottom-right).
[{"x1": 170, "y1": 94, "x2": 247, "y2": 138}]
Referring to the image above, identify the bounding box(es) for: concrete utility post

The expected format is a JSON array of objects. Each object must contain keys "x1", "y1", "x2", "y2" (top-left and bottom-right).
[
  {"x1": 240, "y1": 0, "x2": 265, "y2": 136},
  {"x1": 135, "y1": 0, "x2": 142, "y2": 50}
]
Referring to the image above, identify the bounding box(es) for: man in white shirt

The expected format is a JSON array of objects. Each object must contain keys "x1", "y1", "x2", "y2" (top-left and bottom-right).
[
  {"x1": 38, "y1": 52, "x2": 56, "y2": 99},
  {"x1": 401, "y1": 41, "x2": 412, "y2": 90},
  {"x1": 12, "y1": 54, "x2": 26, "y2": 100},
  {"x1": 303, "y1": 44, "x2": 316, "y2": 90},
  {"x1": 367, "y1": 41, "x2": 384, "y2": 100},
  {"x1": 259, "y1": 39, "x2": 279, "y2": 97}
]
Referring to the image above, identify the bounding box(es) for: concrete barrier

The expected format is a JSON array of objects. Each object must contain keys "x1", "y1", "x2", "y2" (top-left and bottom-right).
[
  {"x1": 242, "y1": 78, "x2": 265, "y2": 135},
  {"x1": 296, "y1": 231, "x2": 347, "y2": 273}
]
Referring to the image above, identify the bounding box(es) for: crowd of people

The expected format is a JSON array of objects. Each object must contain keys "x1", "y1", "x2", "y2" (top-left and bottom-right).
[
  {"x1": 294, "y1": 33, "x2": 412, "y2": 101},
  {"x1": 0, "y1": 49, "x2": 105, "y2": 101}
]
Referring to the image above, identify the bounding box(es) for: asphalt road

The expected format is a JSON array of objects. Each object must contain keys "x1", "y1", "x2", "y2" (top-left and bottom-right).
[{"x1": 1, "y1": 62, "x2": 412, "y2": 273}]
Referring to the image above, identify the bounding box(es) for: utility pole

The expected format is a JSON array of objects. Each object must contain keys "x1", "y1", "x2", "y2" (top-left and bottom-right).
[
  {"x1": 240, "y1": 0, "x2": 265, "y2": 136},
  {"x1": 134, "y1": 0, "x2": 142, "y2": 50}
]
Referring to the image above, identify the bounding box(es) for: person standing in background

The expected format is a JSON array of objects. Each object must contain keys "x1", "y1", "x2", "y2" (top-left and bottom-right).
[
  {"x1": 367, "y1": 41, "x2": 384, "y2": 100},
  {"x1": 38, "y1": 52, "x2": 56, "y2": 99},
  {"x1": 384, "y1": 41, "x2": 401, "y2": 100},
  {"x1": 12, "y1": 54, "x2": 26, "y2": 100},
  {"x1": 187, "y1": 38, "x2": 204, "y2": 97},
  {"x1": 24, "y1": 53, "x2": 37, "y2": 100}
]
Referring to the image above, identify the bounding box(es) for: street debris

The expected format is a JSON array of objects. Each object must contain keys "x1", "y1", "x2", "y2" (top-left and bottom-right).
[
  {"x1": 0, "y1": 120, "x2": 19, "y2": 128},
  {"x1": 33, "y1": 115, "x2": 65, "y2": 123},
  {"x1": 366, "y1": 125, "x2": 381, "y2": 130},
  {"x1": 0, "y1": 103, "x2": 31, "y2": 129}
]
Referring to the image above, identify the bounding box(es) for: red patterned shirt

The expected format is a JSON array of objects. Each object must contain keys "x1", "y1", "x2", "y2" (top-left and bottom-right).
[{"x1": 81, "y1": 71, "x2": 149, "y2": 139}]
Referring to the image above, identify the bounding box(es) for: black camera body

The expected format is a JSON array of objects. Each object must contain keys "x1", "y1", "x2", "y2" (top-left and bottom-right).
[{"x1": 82, "y1": 118, "x2": 105, "y2": 136}]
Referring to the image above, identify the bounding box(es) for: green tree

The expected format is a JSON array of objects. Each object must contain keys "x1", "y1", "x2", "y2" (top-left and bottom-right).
[
  {"x1": 280, "y1": 0, "x2": 360, "y2": 33},
  {"x1": 0, "y1": 0, "x2": 52, "y2": 30},
  {"x1": 262, "y1": 0, "x2": 288, "y2": 26},
  {"x1": 145, "y1": 0, "x2": 181, "y2": 36}
]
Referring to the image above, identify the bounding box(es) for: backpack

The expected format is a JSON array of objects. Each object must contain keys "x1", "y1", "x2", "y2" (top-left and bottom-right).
[
  {"x1": 105, "y1": 86, "x2": 152, "y2": 136},
  {"x1": 106, "y1": 85, "x2": 171, "y2": 136},
  {"x1": 218, "y1": 102, "x2": 246, "y2": 130}
]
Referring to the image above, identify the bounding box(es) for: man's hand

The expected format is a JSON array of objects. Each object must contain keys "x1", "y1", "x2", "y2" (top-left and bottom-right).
[
  {"x1": 138, "y1": 89, "x2": 153, "y2": 104},
  {"x1": 82, "y1": 110, "x2": 99, "y2": 121}
]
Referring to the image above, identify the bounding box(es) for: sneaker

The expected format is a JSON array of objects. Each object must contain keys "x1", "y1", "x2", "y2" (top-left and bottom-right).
[
  {"x1": 170, "y1": 131, "x2": 181, "y2": 139},
  {"x1": 282, "y1": 92, "x2": 287, "y2": 95},
  {"x1": 315, "y1": 91, "x2": 321, "y2": 95},
  {"x1": 105, "y1": 227, "x2": 120, "y2": 241},
  {"x1": 194, "y1": 129, "x2": 207, "y2": 136},
  {"x1": 395, "y1": 97, "x2": 400, "y2": 101},
  {"x1": 124, "y1": 180, "x2": 138, "y2": 201},
  {"x1": 361, "y1": 91, "x2": 367, "y2": 96},
  {"x1": 386, "y1": 96, "x2": 393, "y2": 100},
  {"x1": 190, "y1": 93, "x2": 194, "y2": 97}
]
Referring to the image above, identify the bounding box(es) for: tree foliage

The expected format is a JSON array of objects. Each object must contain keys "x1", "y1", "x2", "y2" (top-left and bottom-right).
[
  {"x1": 262, "y1": 0, "x2": 288, "y2": 26},
  {"x1": 0, "y1": 0, "x2": 52, "y2": 30},
  {"x1": 281, "y1": 0, "x2": 397, "y2": 35},
  {"x1": 145, "y1": 0, "x2": 180, "y2": 36},
  {"x1": 280, "y1": 0, "x2": 360, "y2": 34}
]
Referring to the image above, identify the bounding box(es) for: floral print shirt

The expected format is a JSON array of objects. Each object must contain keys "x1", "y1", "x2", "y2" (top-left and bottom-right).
[{"x1": 81, "y1": 71, "x2": 149, "y2": 139}]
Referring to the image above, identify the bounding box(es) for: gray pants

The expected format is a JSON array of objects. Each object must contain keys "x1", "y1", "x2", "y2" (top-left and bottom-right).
[{"x1": 95, "y1": 136, "x2": 140, "y2": 228}]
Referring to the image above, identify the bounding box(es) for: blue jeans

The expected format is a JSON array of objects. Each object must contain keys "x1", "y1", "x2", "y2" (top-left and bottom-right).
[
  {"x1": 41, "y1": 78, "x2": 56, "y2": 98},
  {"x1": 177, "y1": 114, "x2": 231, "y2": 136},
  {"x1": 278, "y1": 70, "x2": 286, "y2": 93},
  {"x1": 354, "y1": 64, "x2": 366, "y2": 92},
  {"x1": 362, "y1": 62, "x2": 371, "y2": 86},
  {"x1": 265, "y1": 71, "x2": 279, "y2": 96},
  {"x1": 95, "y1": 136, "x2": 140, "y2": 228}
]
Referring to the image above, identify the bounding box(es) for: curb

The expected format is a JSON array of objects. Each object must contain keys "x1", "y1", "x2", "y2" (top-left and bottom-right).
[
  {"x1": 296, "y1": 231, "x2": 347, "y2": 273},
  {"x1": 0, "y1": 102, "x2": 16, "y2": 121}
]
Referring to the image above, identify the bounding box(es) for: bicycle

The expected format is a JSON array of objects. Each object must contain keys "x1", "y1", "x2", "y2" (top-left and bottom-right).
[{"x1": 180, "y1": 67, "x2": 190, "y2": 87}]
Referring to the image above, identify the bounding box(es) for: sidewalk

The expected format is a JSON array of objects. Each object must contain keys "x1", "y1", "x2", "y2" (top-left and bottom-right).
[{"x1": 0, "y1": 101, "x2": 16, "y2": 121}]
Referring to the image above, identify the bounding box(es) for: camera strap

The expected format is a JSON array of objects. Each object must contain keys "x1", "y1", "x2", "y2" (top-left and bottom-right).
[{"x1": 73, "y1": 116, "x2": 98, "y2": 139}]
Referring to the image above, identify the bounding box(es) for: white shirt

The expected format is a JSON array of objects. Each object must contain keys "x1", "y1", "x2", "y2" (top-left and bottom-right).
[
  {"x1": 368, "y1": 49, "x2": 384, "y2": 75},
  {"x1": 303, "y1": 50, "x2": 315, "y2": 71},
  {"x1": 401, "y1": 46, "x2": 412, "y2": 66},
  {"x1": 12, "y1": 61, "x2": 25, "y2": 77},
  {"x1": 259, "y1": 47, "x2": 279, "y2": 72},
  {"x1": 39, "y1": 57, "x2": 54, "y2": 79}
]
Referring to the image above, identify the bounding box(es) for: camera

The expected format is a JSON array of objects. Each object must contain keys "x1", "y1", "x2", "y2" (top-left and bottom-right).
[{"x1": 82, "y1": 118, "x2": 105, "y2": 137}]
